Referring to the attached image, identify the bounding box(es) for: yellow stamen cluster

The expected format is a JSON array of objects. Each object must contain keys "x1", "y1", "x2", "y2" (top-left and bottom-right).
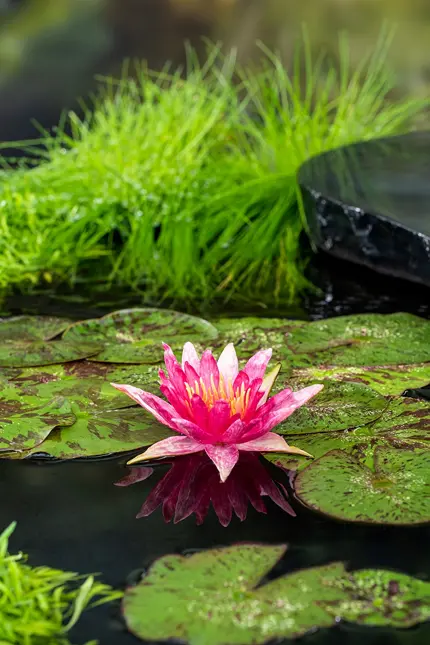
[{"x1": 184, "y1": 375, "x2": 250, "y2": 418}]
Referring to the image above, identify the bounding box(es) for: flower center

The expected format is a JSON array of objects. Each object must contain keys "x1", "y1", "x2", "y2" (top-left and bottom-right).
[{"x1": 184, "y1": 375, "x2": 250, "y2": 418}]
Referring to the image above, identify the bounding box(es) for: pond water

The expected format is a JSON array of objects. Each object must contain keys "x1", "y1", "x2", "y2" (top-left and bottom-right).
[{"x1": 0, "y1": 251, "x2": 429, "y2": 644}]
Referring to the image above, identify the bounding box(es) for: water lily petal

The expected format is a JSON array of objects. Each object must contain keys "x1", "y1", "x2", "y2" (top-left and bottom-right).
[
  {"x1": 204, "y1": 444, "x2": 239, "y2": 482},
  {"x1": 258, "y1": 363, "x2": 281, "y2": 406},
  {"x1": 217, "y1": 343, "x2": 239, "y2": 384},
  {"x1": 221, "y1": 417, "x2": 245, "y2": 442},
  {"x1": 238, "y1": 432, "x2": 312, "y2": 457},
  {"x1": 183, "y1": 362, "x2": 200, "y2": 388},
  {"x1": 173, "y1": 417, "x2": 216, "y2": 444},
  {"x1": 242, "y1": 377, "x2": 264, "y2": 422},
  {"x1": 127, "y1": 436, "x2": 203, "y2": 465},
  {"x1": 200, "y1": 349, "x2": 220, "y2": 390},
  {"x1": 111, "y1": 383, "x2": 178, "y2": 430},
  {"x1": 159, "y1": 382, "x2": 190, "y2": 420},
  {"x1": 190, "y1": 394, "x2": 209, "y2": 432},
  {"x1": 233, "y1": 370, "x2": 250, "y2": 393},
  {"x1": 208, "y1": 400, "x2": 234, "y2": 437},
  {"x1": 243, "y1": 384, "x2": 324, "y2": 440},
  {"x1": 181, "y1": 342, "x2": 200, "y2": 372},
  {"x1": 243, "y1": 348, "x2": 272, "y2": 381}
]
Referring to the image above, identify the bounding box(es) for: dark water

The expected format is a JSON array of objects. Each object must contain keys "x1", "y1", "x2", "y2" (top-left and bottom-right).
[
  {"x1": 0, "y1": 251, "x2": 429, "y2": 644},
  {"x1": 0, "y1": 457, "x2": 428, "y2": 645}
]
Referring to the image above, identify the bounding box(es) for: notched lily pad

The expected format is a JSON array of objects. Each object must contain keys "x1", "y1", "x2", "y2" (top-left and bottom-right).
[
  {"x1": 24, "y1": 408, "x2": 173, "y2": 460},
  {"x1": 123, "y1": 545, "x2": 346, "y2": 645},
  {"x1": 0, "y1": 395, "x2": 75, "y2": 453},
  {"x1": 326, "y1": 569, "x2": 430, "y2": 627},
  {"x1": 0, "y1": 315, "x2": 72, "y2": 341},
  {"x1": 278, "y1": 381, "x2": 387, "y2": 435},
  {"x1": 63, "y1": 308, "x2": 218, "y2": 364},
  {"x1": 287, "y1": 313, "x2": 430, "y2": 367},
  {"x1": 123, "y1": 544, "x2": 430, "y2": 645},
  {"x1": 295, "y1": 447, "x2": 430, "y2": 525},
  {"x1": 0, "y1": 340, "x2": 103, "y2": 367}
]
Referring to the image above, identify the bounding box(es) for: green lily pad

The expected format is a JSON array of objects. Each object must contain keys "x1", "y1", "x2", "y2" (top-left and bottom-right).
[
  {"x1": 295, "y1": 447, "x2": 430, "y2": 525},
  {"x1": 0, "y1": 340, "x2": 103, "y2": 368},
  {"x1": 123, "y1": 544, "x2": 430, "y2": 645},
  {"x1": 123, "y1": 545, "x2": 348, "y2": 644},
  {"x1": 63, "y1": 308, "x2": 218, "y2": 364},
  {"x1": 266, "y1": 395, "x2": 430, "y2": 473},
  {"x1": 0, "y1": 394, "x2": 75, "y2": 453},
  {"x1": 291, "y1": 363, "x2": 430, "y2": 396},
  {"x1": 327, "y1": 569, "x2": 430, "y2": 627},
  {"x1": 24, "y1": 407, "x2": 173, "y2": 460},
  {"x1": 278, "y1": 381, "x2": 387, "y2": 435},
  {"x1": 212, "y1": 317, "x2": 304, "y2": 363},
  {"x1": 287, "y1": 313, "x2": 430, "y2": 367},
  {"x1": 0, "y1": 315, "x2": 72, "y2": 341}
]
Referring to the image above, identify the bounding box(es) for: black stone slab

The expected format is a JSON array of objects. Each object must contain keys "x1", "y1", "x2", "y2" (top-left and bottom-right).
[{"x1": 298, "y1": 132, "x2": 430, "y2": 287}]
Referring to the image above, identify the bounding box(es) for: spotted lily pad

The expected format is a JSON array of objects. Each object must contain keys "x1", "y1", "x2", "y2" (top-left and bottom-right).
[
  {"x1": 62, "y1": 308, "x2": 218, "y2": 364},
  {"x1": 123, "y1": 545, "x2": 347, "y2": 644},
  {"x1": 0, "y1": 393, "x2": 75, "y2": 453},
  {"x1": 295, "y1": 447, "x2": 430, "y2": 525},
  {"x1": 291, "y1": 364, "x2": 430, "y2": 396},
  {"x1": 0, "y1": 315, "x2": 72, "y2": 341},
  {"x1": 123, "y1": 545, "x2": 430, "y2": 645},
  {"x1": 212, "y1": 317, "x2": 304, "y2": 363},
  {"x1": 0, "y1": 340, "x2": 103, "y2": 368},
  {"x1": 266, "y1": 395, "x2": 430, "y2": 474},
  {"x1": 278, "y1": 381, "x2": 387, "y2": 435},
  {"x1": 287, "y1": 313, "x2": 430, "y2": 367},
  {"x1": 24, "y1": 407, "x2": 173, "y2": 460},
  {"x1": 326, "y1": 569, "x2": 430, "y2": 627}
]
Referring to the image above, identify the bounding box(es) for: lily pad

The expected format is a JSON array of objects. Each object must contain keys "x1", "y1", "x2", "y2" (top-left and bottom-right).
[
  {"x1": 287, "y1": 313, "x2": 430, "y2": 367},
  {"x1": 266, "y1": 395, "x2": 430, "y2": 474},
  {"x1": 0, "y1": 315, "x2": 71, "y2": 341},
  {"x1": 291, "y1": 363, "x2": 430, "y2": 396},
  {"x1": 278, "y1": 381, "x2": 387, "y2": 435},
  {"x1": 0, "y1": 393, "x2": 75, "y2": 453},
  {"x1": 63, "y1": 308, "x2": 218, "y2": 364},
  {"x1": 327, "y1": 569, "x2": 430, "y2": 627},
  {"x1": 0, "y1": 340, "x2": 103, "y2": 368},
  {"x1": 212, "y1": 317, "x2": 304, "y2": 363},
  {"x1": 123, "y1": 545, "x2": 347, "y2": 644},
  {"x1": 123, "y1": 544, "x2": 430, "y2": 645},
  {"x1": 24, "y1": 408, "x2": 173, "y2": 460},
  {"x1": 295, "y1": 447, "x2": 430, "y2": 525}
]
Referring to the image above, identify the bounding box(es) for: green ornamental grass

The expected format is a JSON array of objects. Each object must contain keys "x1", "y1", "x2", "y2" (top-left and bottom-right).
[
  {"x1": 0, "y1": 522, "x2": 122, "y2": 645},
  {"x1": 0, "y1": 28, "x2": 427, "y2": 307}
]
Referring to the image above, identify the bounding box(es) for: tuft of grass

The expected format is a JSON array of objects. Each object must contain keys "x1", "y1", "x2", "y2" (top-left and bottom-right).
[
  {"x1": 0, "y1": 522, "x2": 122, "y2": 645},
  {"x1": 0, "y1": 28, "x2": 427, "y2": 308}
]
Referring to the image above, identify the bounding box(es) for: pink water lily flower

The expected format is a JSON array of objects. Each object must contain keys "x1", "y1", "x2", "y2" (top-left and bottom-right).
[{"x1": 111, "y1": 342, "x2": 323, "y2": 482}]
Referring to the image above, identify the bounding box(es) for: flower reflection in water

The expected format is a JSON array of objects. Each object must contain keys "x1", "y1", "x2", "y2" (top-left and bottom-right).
[{"x1": 115, "y1": 453, "x2": 294, "y2": 527}]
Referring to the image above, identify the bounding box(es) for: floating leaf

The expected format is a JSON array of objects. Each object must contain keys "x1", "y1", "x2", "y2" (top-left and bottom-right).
[
  {"x1": 0, "y1": 393, "x2": 75, "y2": 453},
  {"x1": 63, "y1": 308, "x2": 218, "y2": 364},
  {"x1": 278, "y1": 381, "x2": 387, "y2": 435},
  {"x1": 212, "y1": 317, "x2": 304, "y2": 362},
  {"x1": 266, "y1": 395, "x2": 430, "y2": 473},
  {"x1": 287, "y1": 313, "x2": 430, "y2": 367},
  {"x1": 291, "y1": 363, "x2": 430, "y2": 396},
  {"x1": 24, "y1": 408, "x2": 173, "y2": 460},
  {"x1": 0, "y1": 315, "x2": 72, "y2": 341},
  {"x1": 123, "y1": 544, "x2": 430, "y2": 645},
  {"x1": 327, "y1": 569, "x2": 430, "y2": 627},
  {"x1": 0, "y1": 341, "x2": 103, "y2": 368},
  {"x1": 295, "y1": 447, "x2": 430, "y2": 525},
  {"x1": 123, "y1": 545, "x2": 347, "y2": 645}
]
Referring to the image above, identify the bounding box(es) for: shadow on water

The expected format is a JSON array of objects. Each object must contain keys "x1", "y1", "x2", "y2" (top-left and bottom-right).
[{"x1": 0, "y1": 455, "x2": 428, "y2": 644}]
